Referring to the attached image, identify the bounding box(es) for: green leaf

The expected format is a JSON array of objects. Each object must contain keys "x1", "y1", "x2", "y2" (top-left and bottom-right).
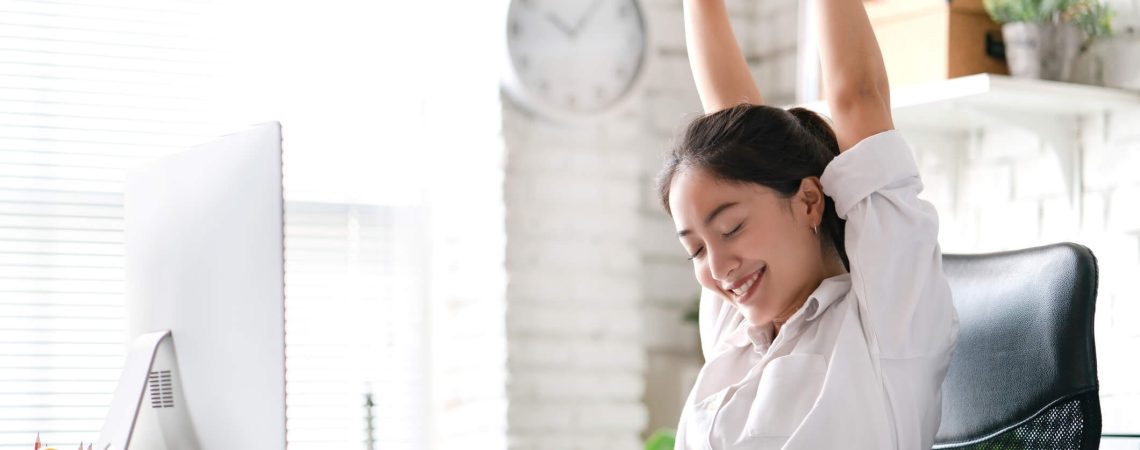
[{"x1": 983, "y1": 0, "x2": 1114, "y2": 35}]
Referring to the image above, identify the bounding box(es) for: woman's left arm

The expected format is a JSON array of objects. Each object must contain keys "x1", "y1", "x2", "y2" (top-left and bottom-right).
[
  {"x1": 821, "y1": 131, "x2": 958, "y2": 360},
  {"x1": 813, "y1": 0, "x2": 894, "y2": 152}
]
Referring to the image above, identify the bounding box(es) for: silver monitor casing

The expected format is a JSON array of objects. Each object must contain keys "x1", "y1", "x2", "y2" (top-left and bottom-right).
[{"x1": 97, "y1": 122, "x2": 287, "y2": 450}]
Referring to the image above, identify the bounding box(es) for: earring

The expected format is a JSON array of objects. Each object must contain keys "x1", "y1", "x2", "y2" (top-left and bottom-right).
[{"x1": 812, "y1": 224, "x2": 819, "y2": 235}]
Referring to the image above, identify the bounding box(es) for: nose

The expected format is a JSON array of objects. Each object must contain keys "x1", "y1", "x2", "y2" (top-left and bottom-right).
[{"x1": 705, "y1": 244, "x2": 738, "y2": 284}]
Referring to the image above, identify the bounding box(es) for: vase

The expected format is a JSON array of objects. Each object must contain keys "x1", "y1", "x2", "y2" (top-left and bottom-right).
[
  {"x1": 1001, "y1": 21, "x2": 1083, "y2": 81},
  {"x1": 1097, "y1": 27, "x2": 1140, "y2": 89}
]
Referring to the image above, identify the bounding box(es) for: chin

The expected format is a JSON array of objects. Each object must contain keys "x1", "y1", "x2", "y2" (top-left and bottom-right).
[{"x1": 738, "y1": 306, "x2": 771, "y2": 327}]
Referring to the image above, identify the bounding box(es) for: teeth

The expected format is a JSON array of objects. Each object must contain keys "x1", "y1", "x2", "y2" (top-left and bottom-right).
[{"x1": 731, "y1": 269, "x2": 762, "y2": 297}]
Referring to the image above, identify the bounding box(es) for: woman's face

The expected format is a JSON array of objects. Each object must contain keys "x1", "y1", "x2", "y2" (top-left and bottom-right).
[{"x1": 669, "y1": 166, "x2": 831, "y2": 327}]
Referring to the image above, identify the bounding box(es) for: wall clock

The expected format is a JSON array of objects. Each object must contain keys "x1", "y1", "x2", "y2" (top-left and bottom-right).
[{"x1": 504, "y1": 0, "x2": 649, "y2": 121}]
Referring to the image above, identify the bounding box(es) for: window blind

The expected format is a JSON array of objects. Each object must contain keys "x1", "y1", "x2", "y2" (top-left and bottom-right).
[
  {"x1": 0, "y1": 1, "x2": 222, "y2": 447},
  {"x1": 283, "y1": 202, "x2": 429, "y2": 450},
  {"x1": 0, "y1": 1, "x2": 433, "y2": 448}
]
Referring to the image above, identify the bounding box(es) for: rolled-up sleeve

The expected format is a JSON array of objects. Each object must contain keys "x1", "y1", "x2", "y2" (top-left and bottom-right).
[
  {"x1": 820, "y1": 129, "x2": 957, "y2": 359},
  {"x1": 698, "y1": 287, "x2": 744, "y2": 360}
]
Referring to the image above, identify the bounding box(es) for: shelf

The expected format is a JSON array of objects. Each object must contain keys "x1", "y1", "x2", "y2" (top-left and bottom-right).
[
  {"x1": 797, "y1": 74, "x2": 1140, "y2": 207},
  {"x1": 800, "y1": 73, "x2": 1140, "y2": 131}
]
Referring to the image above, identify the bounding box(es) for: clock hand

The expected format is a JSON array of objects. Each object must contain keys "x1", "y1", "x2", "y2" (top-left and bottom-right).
[
  {"x1": 545, "y1": 12, "x2": 576, "y2": 38},
  {"x1": 569, "y1": 0, "x2": 606, "y2": 37}
]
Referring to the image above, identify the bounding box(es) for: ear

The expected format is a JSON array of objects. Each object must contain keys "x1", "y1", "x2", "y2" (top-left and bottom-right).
[{"x1": 795, "y1": 177, "x2": 826, "y2": 223}]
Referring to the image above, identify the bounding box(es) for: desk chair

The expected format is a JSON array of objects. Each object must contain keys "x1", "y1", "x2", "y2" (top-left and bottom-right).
[{"x1": 933, "y1": 242, "x2": 1101, "y2": 450}]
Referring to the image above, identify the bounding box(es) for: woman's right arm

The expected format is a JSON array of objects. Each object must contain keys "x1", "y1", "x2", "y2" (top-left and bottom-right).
[
  {"x1": 683, "y1": 0, "x2": 762, "y2": 113},
  {"x1": 812, "y1": 0, "x2": 894, "y2": 151}
]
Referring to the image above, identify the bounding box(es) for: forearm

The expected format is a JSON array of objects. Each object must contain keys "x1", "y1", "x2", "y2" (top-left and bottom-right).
[
  {"x1": 683, "y1": 0, "x2": 762, "y2": 112},
  {"x1": 813, "y1": 0, "x2": 890, "y2": 107}
]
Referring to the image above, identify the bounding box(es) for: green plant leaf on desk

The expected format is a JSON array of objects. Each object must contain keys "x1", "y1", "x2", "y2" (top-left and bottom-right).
[{"x1": 644, "y1": 428, "x2": 676, "y2": 450}]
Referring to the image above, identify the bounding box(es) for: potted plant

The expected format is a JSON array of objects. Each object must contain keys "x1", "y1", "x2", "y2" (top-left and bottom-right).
[
  {"x1": 983, "y1": 0, "x2": 1114, "y2": 81},
  {"x1": 1073, "y1": 25, "x2": 1140, "y2": 89}
]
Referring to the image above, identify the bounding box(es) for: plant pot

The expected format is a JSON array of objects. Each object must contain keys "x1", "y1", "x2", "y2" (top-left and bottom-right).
[
  {"x1": 1002, "y1": 21, "x2": 1083, "y2": 81},
  {"x1": 1092, "y1": 27, "x2": 1140, "y2": 89}
]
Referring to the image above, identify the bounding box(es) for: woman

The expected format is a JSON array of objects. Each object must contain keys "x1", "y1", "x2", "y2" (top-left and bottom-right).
[{"x1": 656, "y1": 0, "x2": 960, "y2": 449}]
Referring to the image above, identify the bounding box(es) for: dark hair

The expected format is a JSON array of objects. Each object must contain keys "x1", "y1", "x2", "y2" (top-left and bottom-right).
[{"x1": 655, "y1": 103, "x2": 849, "y2": 270}]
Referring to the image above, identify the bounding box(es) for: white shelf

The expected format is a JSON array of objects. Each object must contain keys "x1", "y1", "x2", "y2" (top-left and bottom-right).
[
  {"x1": 798, "y1": 74, "x2": 1140, "y2": 207},
  {"x1": 800, "y1": 73, "x2": 1140, "y2": 131}
]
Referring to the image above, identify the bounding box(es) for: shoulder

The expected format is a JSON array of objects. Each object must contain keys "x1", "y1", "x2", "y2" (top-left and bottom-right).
[{"x1": 819, "y1": 129, "x2": 921, "y2": 218}]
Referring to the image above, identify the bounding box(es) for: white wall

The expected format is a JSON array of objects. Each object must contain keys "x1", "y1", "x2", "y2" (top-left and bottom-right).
[{"x1": 502, "y1": 102, "x2": 649, "y2": 449}]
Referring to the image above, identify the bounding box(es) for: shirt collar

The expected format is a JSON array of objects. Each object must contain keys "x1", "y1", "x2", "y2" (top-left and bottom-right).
[{"x1": 723, "y1": 272, "x2": 852, "y2": 352}]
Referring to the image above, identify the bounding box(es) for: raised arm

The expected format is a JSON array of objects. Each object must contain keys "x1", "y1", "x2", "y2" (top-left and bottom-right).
[
  {"x1": 813, "y1": 0, "x2": 895, "y2": 151},
  {"x1": 683, "y1": 0, "x2": 762, "y2": 113}
]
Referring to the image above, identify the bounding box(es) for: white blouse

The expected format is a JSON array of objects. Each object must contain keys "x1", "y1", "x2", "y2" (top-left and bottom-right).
[{"x1": 674, "y1": 129, "x2": 960, "y2": 450}]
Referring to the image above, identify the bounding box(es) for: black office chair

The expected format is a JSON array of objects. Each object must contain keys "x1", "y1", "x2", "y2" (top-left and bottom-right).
[{"x1": 933, "y1": 242, "x2": 1101, "y2": 450}]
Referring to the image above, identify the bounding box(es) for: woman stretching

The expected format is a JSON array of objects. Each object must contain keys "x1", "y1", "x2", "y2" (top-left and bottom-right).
[{"x1": 655, "y1": 0, "x2": 960, "y2": 448}]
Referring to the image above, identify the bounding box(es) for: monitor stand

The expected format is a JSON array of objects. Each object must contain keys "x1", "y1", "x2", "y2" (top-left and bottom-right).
[{"x1": 96, "y1": 331, "x2": 202, "y2": 450}]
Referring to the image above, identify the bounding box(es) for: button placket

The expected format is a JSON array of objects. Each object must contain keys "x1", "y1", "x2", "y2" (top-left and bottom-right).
[
  {"x1": 704, "y1": 386, "x2": 740, "y2": 449},
  {"x1": 686, "y1": 390, "x2": 720, "y2": 450},
  {"x1": 690, "y1": 388, "x2": 721, "y2": 449}
]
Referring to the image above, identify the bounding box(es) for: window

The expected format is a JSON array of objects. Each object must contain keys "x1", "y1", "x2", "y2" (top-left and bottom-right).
[
  {"x1": 283, "y1": 202, "x2": 429, "y2": 449},
  {"x1": 0, "y1": 1, "x2": 446, "y2": 448},
  {"x1": 0, "y1": 1, "x2": 223, "y2": 447}
]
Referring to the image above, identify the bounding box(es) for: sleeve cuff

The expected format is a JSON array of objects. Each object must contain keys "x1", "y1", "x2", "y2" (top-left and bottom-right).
[{"x1": 820, "y1": 129, "x2": 921, "y2": 219}]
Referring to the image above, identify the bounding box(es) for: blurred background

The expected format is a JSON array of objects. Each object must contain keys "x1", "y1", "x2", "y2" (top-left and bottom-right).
[{"x1": 2, "y1": 0, "x2": 1140, "y2": 448}]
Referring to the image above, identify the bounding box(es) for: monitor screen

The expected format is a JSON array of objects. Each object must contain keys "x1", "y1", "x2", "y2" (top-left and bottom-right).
[{"x1": 98, "y1": 122, "x2": 286, "y2": 450}]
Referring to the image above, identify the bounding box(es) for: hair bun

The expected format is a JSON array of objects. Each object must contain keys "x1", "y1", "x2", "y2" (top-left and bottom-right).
[{"x1": 787, "y1": 107, "x2": 839, "y2": 156}]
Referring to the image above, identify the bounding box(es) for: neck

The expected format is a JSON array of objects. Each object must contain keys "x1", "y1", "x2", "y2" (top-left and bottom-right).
[
  {"x1": 772, "y1": 296, "x2": 805, "y2": 336},
  {"x1": 773, "y1": 256, "x2": 847, "y2": 337}
]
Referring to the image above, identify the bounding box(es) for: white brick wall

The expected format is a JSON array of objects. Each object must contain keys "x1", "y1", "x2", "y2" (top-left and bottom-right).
[{"x1": 503, "y1": 89, "x2": 649, "y2": 448}]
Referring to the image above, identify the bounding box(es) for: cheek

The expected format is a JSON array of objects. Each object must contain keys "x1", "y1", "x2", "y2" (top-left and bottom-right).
[
  {"x1": 748, "y1": 218, "x2": 799, "y2": 255},
  {"x1": 693, "y1": 262, "x2": 718, "y2": 292},
  {"x1": 734, "y1": 223, "x2": 777, "y2": 259}
]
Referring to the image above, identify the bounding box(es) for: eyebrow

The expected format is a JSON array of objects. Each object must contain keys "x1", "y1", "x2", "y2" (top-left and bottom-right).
[{"x1": 677, "y1": 201, "x2": 739, "y2": 237}]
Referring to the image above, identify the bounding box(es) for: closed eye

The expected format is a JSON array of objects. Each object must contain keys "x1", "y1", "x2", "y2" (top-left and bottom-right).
[
  {"x1": 687, "y1": 223, "x2": 743, "y2": 261},
  {"x1": 723, "y1": 223, "x2": 742, "y2": 237}
]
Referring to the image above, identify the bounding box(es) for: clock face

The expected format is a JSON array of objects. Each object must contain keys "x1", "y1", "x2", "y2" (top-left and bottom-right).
[{"x1": 506, "y1": 0, "x2": 647, "y2": 115}]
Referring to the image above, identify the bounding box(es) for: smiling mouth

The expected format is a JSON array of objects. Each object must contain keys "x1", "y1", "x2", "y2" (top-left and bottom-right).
[{"x1": 728, "y1": 267, "x2": 765, "y2": 304}]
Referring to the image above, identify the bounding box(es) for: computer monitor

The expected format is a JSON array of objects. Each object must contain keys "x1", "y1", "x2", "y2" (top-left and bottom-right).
[{"x1": 96, "y1": 122, "x2": 287, "y2": 450}]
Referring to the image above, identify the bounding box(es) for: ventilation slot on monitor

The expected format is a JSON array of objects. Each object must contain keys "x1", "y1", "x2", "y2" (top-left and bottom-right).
[{"x1": 149, "y1": 370, "x2": 174, "y2": 409}]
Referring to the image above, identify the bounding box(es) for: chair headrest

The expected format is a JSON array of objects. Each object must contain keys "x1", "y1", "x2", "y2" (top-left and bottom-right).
[{"x1": 935, "y1": 242, "x2": 1099, "y2": 445}]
